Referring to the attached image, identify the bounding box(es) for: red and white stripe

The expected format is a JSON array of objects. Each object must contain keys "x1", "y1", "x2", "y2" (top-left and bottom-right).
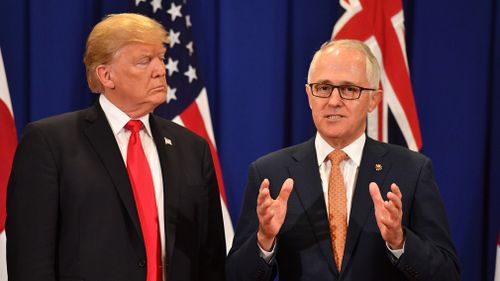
[
  {"x1": 0, "y1": 47, "x2": 17, "y2": 280},
  {"x1": 332, "y1": 0, "x2": 422, "y2": 151},
  {"x1": 172, "y1": 88, "x2": 234, "y2": 252}
]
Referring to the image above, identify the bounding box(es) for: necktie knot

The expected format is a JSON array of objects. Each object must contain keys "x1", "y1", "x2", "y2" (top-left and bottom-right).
[
  {"x1": 125, "y1": 120, "x2": 143, "y2": 134},
  {"x1": 328, "y1": 149, "x2": 348, "y2": 166}
]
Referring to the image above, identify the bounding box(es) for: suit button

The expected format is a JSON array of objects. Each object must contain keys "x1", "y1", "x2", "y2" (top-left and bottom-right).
[{"x1": 138, "y1": 259, "x2": 146, "y2": 267}]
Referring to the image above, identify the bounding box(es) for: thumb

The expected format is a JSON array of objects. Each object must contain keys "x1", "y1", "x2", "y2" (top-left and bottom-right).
[
  {"x1": 277, "y1": 178, "x2": 294, "y2": 203},
  {"x1": 369, "y1": 182, "x2": 383, "y2": 205}
]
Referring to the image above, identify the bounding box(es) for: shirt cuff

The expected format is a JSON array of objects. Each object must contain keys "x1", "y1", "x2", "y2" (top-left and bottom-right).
[
  {"x1": 258, "y1": 241, "x2": 276, "y2": 264},
  {"x1": 386, "y1": 240, "x2": 405, "y2": 259}
]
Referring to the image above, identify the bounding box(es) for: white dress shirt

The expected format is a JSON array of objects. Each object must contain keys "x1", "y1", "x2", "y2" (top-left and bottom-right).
[
  {"x1": 315, "y1": 132, "x2": 364, "y2": 223},
  {"x1": 316, "y1": 132, "x2": 404, "y2": 258},
  {"x1": 260, "y1": 132, "x2": 404, "y2": 262},
  {"x1": 99, "y1": 95, "x2": 166, "y2": 278}
]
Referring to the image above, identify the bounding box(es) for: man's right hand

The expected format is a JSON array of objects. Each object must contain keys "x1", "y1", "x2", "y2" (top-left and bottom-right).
[{"x1": 256, "y1": 178, "x2": 294, "y2": 251}]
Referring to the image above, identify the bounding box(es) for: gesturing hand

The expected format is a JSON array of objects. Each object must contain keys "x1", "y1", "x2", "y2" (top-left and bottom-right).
[
  {"x1": 256, "y1": 178, "x2": 294, "y2": 251},
  {"x1": 369, "y1": 182, "x2": 405, "y2": 249}
]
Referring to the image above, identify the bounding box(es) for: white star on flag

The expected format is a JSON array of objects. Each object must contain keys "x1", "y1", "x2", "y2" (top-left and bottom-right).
[
  {"x1": 167, "y1": 2, "x2": 183, "y2": 22},
  {"x1": 186, "y1": 41, "x2": 194, "y2": 56},
  {"x1": 184, "y1": 65, "x2": 197, "y2": 83},
  {"x1": 168, "y1": 29, "x2": 181, "y2": 48},
  {"x1": 165, "y1": 57, "x2": 179, "y2": 76},
  {"x1": 150, "y1": 0, "x2": 162, "y2": 13},
  {"x1": 135, "y1": 0, "x2": 146, "y2": 6},
  {"x1": 130, "y1": 0, "x2": 234, "y2": 252},
  {"x1": 167, "y1": 86, "x2": 177, "y2": 103}
]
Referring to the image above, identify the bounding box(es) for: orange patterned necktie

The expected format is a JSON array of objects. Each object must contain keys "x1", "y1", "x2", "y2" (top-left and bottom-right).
[{"x1": 327, "y1": 149, "x2": 349, "y2": 272}]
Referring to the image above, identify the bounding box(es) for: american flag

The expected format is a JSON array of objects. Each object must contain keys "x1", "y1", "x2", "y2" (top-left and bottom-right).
[
  {"x1": 0, "y1": 47, "x2": 17, "y2": 281},
  {"x1": 131, "y1": 0, "x2": 234, "y2": 251},
  {"x1": 332, "y1": 0, "x2": 422, "y2": 151}
]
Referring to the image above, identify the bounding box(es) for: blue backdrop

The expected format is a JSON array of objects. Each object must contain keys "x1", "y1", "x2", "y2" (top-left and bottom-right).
[{"x1": 1, "y1": 0, "x2": 499, "y2": 280}]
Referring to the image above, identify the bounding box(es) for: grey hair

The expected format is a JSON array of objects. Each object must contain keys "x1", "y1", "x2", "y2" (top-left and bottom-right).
[{"x1": 308, "y1": 39, "x2": 381, "y2": 89}]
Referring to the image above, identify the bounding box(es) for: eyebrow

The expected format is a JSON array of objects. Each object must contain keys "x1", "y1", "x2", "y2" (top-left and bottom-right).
[
  {"x1": 136, "y1": 51, "x2": 166, "y2": 60},
  {"x1": 314, "y1": 79, "x2": 357, "y2": 85}
]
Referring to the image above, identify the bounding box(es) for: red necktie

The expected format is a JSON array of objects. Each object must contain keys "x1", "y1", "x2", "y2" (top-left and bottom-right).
[{"x1": 125, "y1": 120, "x2": 162, "y2": 281}]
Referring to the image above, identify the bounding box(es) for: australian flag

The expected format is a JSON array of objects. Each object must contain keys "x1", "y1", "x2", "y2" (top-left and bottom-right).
[
  {"x1": 333, "y1": 0, "x2": 423, "y2": 151},
  {"x1": 131, "y1": 0, "x2": 234, "y2": 251}
]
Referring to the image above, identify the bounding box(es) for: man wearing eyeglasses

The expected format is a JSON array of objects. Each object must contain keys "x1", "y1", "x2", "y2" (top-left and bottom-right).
[{"x1": 226, "y1": 40, "x2": 460, "y2": 281}]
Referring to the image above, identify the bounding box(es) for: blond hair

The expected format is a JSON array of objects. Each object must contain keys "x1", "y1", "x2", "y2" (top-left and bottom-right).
[
  {"x1": 308, "y1": 39, "x2": 381, "y2": 89},
  {"x1": 83, "y1": 13, "x2": 169, "y2": 93}
]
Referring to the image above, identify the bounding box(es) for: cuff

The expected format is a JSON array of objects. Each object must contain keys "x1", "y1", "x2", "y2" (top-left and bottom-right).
[
  {"x1": 258, "y1": 240, "x2": 277, "y2": 264},
  {"x1": 386, "y1": 239, "x2": 406, "y2": 259}
]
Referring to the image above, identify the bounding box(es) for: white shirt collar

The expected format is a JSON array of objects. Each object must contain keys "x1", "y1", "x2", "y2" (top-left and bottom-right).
[
  {"x1": 99, "y1": 94, "x2": 152, "y2": 137},
  {"x1": 315, "y1": 132, "x2": 365, "y2": 167}
]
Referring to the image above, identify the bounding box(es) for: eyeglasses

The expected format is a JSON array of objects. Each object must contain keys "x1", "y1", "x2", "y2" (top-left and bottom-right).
[{"x1": 307, "y1": 83, "x2": 375, "y2": 100}]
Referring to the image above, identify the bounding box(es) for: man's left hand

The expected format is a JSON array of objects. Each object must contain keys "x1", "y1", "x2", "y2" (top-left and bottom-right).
[{"x1": 369, "y1": 182, "x2": 405, "y2": 249}]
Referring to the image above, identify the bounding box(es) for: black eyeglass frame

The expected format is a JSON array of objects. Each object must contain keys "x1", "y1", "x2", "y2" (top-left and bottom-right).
[{"x1": 306, "y1": 82, "x2": 376, "y2": 100}]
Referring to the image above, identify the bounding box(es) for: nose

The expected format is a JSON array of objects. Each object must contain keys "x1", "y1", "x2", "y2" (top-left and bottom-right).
[
  {"x1": 152, "y1": 57, "x2": 166, "y2": 78},
  {"x1": 327, "y1": 87, "x2": 344, "y2": 106}
]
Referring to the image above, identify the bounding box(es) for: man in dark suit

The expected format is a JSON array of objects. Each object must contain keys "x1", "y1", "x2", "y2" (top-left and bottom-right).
[
  {"x1": 6, "y1": 13, "x2": 226, "y2": 281},
  {"x1": 226, "y1": 40, "x2": 460, "y2": 280}
]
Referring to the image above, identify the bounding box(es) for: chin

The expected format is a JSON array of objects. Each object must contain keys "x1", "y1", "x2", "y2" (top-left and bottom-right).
[
  {"x1": 152, "y1": 91, "x2": 167, "y2": 103},
  {"x1": 152, "y1": 99, "x2": 166, "y2": 107},
  {"x1": 323, "y1": 128, "x2": 349, "y2": 139}
]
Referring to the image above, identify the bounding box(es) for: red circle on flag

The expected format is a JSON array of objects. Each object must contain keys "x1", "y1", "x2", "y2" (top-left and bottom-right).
[{"x1": 0, "y1": 100, "x2": 17, "y2": 232}]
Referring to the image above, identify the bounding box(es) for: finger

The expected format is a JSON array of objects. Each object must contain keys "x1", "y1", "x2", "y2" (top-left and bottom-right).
[
  {"x1": 277, "y1": 178, "x2": 294, "y2": 203},
  {"x1": 257, "y1": 196, "x2": 273, "y2": 215},
  {"x1": 382, "y1": 199, "x2": 404, "y2": 228},
  {"x1": 257, "y1": 179, "x2": 271, "y2": 205},
  {"x1": 378, "y1": 213, "x2": 392, "y2": 227},
  {"x1": 257, "y1": 191, "x2": 274, "y2": 216},
  {"x1": 377, "y1": 207, "x2": 398, "y2": 226},
  {"x1": 259, "y1": 209, "x2": 275, "y2": 223},
  {"x1": 369, "y1": 182, "x2": 384, "y2": 207},
  {"x1": 382, "y1": 200, "x2": 400, "y2": 222},
  {"x1": 257, "y1": 188, "x2": 270, "y2": 207},
  {"x1": 386, "y1": 191, "x2": 402, "y2": 211},
  {"x1": 390, "y1": 183, "x2": 402, "y2": 199},
  {"x1": 379, "y1": 217, "x2": 401, "y2": 233},
  {"x1": 259, "y1": 178, "x2": 270, "y2": 192}
]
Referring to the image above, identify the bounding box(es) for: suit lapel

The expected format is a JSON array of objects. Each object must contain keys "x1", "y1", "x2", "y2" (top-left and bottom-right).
[
  {"x1": 341, "y1": 137, "x2": 391, "y2": 273},
  {"x1": 150, "y1": 115, "x2": 181, "y2": 263},
  {"x1": 83, "y1": 104, "x2": 143, "y2": 245},
  {"x1": 287, "y1": 138, "x2": 338, "y2": 275}
]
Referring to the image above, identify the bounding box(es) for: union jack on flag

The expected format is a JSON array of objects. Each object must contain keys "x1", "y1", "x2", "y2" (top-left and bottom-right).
[
  {"x1": 333, "y1": 0, "x2": 422, "y2": 151},
  {"x1": 132, "y1": 0, "x2": 234, "y2": 251}
]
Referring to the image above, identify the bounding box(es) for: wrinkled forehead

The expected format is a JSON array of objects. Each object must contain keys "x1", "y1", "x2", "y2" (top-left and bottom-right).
[
  {"x1": 314, "y1": 44, "x2": 366, "y2": 67},
  {"x1": 308, "y1": 45, "x2": 368, "y2": 82},
  {"x1": 113, "y1": 41, "x2": 166, "y2": 59}
]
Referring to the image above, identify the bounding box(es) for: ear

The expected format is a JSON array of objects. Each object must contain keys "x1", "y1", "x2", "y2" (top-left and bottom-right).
[
  {"x1": 305, "y1": 84, "x2": 313, "y2": 110},
  {"x1": 368, "y1": 89, "x2": 382, "y2": 112},
  {"x1": 96, "y1": 64, "x2": 115, "y2": 90}
]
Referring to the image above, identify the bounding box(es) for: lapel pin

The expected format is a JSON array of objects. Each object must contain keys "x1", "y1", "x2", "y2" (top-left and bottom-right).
[
  {"x1": 375, "y1": 163, "x2": 383, "y2": 171},
  {"x1": 164, "y1": 137, "x2": 172, "y2": 146}
]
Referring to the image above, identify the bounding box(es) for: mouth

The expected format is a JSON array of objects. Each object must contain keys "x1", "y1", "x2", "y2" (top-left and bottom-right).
[
  {"x1": 324, "y1": 114, "x2": 344, "y2": 120},
  {"x1": 151, "y1": 85, "x2": 167, "y2": 92}
]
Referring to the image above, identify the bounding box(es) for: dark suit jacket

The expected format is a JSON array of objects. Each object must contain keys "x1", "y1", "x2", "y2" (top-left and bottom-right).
[
  {"x1": 6, "y1": 103, "x2": 226, "y2": 281},
  {"x1": 227, "y1": 136, "x2": 460, "y2": 281}
]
